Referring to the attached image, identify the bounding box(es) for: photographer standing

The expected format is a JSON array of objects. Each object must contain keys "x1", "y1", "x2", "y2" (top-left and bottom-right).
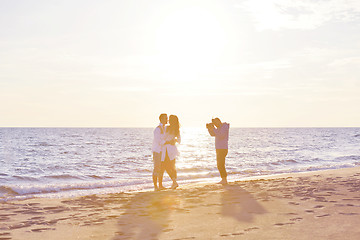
[{"x1": 206, "y1": 118, "x2": 230, "y2": 185}]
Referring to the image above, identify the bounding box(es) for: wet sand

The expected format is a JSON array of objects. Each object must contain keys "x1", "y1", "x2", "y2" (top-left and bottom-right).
[{"x1": 1, "y1": 167, "x2": 360, "y2": 240}]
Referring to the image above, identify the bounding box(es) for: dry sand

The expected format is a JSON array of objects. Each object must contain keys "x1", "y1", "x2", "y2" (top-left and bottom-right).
[{"x1": 1, "y1": 167, "x2": 360, "y2": 240}]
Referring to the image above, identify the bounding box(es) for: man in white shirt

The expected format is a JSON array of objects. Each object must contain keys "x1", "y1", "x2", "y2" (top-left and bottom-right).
[{"x1": 152, "y1": 113, "x2": 167, "y2": 191}]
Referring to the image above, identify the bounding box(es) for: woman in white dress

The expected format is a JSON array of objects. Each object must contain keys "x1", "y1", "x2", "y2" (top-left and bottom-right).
[{"x1": 159, "y1": 115, "x2": 181, "y2": 189}]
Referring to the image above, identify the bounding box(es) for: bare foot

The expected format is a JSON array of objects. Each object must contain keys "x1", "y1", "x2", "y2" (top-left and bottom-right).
[
  {"x1": 217, "y1": 179, "x2": 228, "y2": 185},
  {"x1": 171, "y1": 182, "x2": 179, "y2": 189}
]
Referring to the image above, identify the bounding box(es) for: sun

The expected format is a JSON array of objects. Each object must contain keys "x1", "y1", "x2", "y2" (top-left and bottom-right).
[{"x1": 154, "y1": 6, "x2": 228, "y2": 82}]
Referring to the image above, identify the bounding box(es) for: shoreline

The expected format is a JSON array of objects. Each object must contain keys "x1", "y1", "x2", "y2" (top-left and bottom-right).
[
  {"x1": 3, "y1": 165, "x2": 360, "y2": 203},
  {"x1": 1, "y1": 166, "x2": 360, "y2": 239}
]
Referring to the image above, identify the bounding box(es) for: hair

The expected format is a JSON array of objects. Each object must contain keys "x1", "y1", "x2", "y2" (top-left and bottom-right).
[
  {"x1": 159, "y1": 113, "x2": 167, "y2": 122},
  {"x1": 167, "y1": 115, "x2": 180, "y2": 136}
]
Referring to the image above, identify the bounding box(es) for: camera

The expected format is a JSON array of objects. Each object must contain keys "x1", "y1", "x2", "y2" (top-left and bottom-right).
[{"x1": 206, "y1": 123, "x2": 214, "y2": 129}]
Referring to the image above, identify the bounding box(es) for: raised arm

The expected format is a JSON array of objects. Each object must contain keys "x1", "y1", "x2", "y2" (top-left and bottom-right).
[
  {"x1": 213, "y1": 123, "x2": 229, "y2": 139},
  {"x1": 213, "y1": 127, "x2": 222, "y2": 137},
  {"x1": 207, "y1": 127, "x2": 215, "y2": 136}
]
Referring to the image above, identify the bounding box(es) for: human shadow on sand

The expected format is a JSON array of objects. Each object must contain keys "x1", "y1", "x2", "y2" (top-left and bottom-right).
[
  {"x1": 113, "y1": 190, "x2": 179, "y2": 240},
  {"x1": 221, "y1": 185, "x2": 267, "y2": 222}
]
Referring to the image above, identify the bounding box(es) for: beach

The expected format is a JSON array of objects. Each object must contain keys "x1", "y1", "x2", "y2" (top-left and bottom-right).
[
  {"x1": 1, "y1": 167, "x2": 360, "y2": 240},
  {"x1": 2, "y1": 0, "x2": 360, "y2": 239}
]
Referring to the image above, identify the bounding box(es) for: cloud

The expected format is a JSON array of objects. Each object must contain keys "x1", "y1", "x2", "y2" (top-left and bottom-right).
[
  {"x1": 328, "y1": 56, "x2": 360, "y2": 67},
  {"x1": 240, "y1": 0, "x2": 360, "y2": 30},
  {"x1": 97, "y1": 86, "x2": 152, "y2": 93}
]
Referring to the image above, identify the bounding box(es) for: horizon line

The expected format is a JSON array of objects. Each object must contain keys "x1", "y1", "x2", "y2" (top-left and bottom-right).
[{"x1": 1, "y1": 126, "x2": 359, "y2": 129}]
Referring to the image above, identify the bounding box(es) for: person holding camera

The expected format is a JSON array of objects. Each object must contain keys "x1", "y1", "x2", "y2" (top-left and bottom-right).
[{"x1": 206, "y1": 118, "x2": 230, "y2": 185}]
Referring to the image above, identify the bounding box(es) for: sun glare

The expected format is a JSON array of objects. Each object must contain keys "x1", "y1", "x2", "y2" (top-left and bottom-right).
[{"x1": 155, "y1": 6, "x2": 228, "y2": 82}]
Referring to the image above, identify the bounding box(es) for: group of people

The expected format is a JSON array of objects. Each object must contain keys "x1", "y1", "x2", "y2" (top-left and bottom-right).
[{"x1": 152, "y1": 113, "x2": 230, "y2": 191}]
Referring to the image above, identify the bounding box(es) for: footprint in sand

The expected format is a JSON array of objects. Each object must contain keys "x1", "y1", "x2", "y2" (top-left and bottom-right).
[
  {"x1": 231, "y1": 232, "x2": 244, "y2": 236},
  {"x1": 274, "y1": 222, "x2": 294, "y2": 226},
  {"x1": 47, "y1": 219, "x2": 59, "y2": 225},
  {"x1": 115, "y1": 231, "x2": 124, "y2": 236},
  {"x1": 43, "y1": 206, "x2": 67, "y2": 214},
  {"x1": 0, "y1": 232, "x2": 11, "y2": 240},
  {"x1": 284, "y1": 212, "x2": 298, "y2": 216},
  {"x1": 339, "y1": 212, "x2": 359, "y2": 216},
  {"x1": 314, "y1": 205, "x2": 324, "y2": 209},
  {"x1": 335, "y1": 204, "x2": 346, "y2": 207},
  {"x1": 173, "y1": 237, "x2": 196, "y2": 240},
  {"x1": 244, "y1": 227, "x2": 259, "y2": 232},
  {"x1": 220, "y1": 234, "x2": 230, "y2": 237},
  {"x1": 9, "y1": 223, "x2": 32, "y2": 230},
  {"x1": 315, "y1": 198, "x2": 327, "y2": 202},
  {"x1": 316, "y1": 214, "x2": 331, "y2": 218},
  {"x1": 31, "y1": 227, "x2": 55, "y2": 232},
  {"x1": 290, "y1": 217, "x2": 303, "y2": 222},
  {"x1": 0, "y1": 214, "x2": 16, "y2": 217}
]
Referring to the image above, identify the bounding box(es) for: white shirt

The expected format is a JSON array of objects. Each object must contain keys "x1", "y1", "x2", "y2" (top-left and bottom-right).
[
  {"x1": 152, "y1": 123, "x2": 165, "y2": 153},
  {"x1": 161, "y1": 127, "x2": 181, "y2": 161}
]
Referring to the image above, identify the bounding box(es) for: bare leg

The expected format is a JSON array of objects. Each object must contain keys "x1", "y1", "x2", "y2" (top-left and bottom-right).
[
  {"x1": 153, "y1": 152, "x2": 161, "y2": 191},
  {"x1": 159, "y1": 162, "x2": 165, "y2": 189},
  {"x1": 169, "y1": 159, "x2": 178, "y2": 189},
  {"x1": 153, "y1": 175, "x2": 159, "y2": 191},
  {"x1": 216, "y1": 149, "x2": 228, "y2": 185}
]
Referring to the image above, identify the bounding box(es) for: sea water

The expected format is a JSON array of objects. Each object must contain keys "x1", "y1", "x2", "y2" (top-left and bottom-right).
[{"x1": 1, "y1": 127, "x2": 360, "y2": 201}]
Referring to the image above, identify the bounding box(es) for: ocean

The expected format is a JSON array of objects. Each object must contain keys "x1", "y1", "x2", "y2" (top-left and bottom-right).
[{"x1": 1, "y1": 127, "x2": 360, "y2": 202}]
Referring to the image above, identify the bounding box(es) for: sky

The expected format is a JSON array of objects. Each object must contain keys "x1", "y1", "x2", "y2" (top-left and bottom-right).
[{"x1": 1, "y1": 0, "x2": 359, "y2": 127}]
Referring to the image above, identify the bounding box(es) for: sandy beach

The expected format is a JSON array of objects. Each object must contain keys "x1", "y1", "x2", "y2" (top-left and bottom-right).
[{"x1": 1, "y1": 167, "x2": 360, "y2": 240}]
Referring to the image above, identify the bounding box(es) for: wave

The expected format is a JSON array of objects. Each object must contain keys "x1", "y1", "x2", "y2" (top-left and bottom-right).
[
  {"x1": 28, "y1": 142, "x2": 56, "y2": 147},
  {"x1": 303, "y1": 164, "x2": 355, "y2": 172},
  {"x1": 334, "y1": 155, "x2": 360, "y2": 161},
  {"x1": 0, "y1": 186, "x2": 18, "y2": 197},
  {"x1": 177, "y1": 171, "x2": 219, "y2": 180},
  {"x1": 2, "y1": 163, "x2": 359, "y2": 202},
  {"x1": 0, "y1": 179, "x2": 149, "y2": 198},
  {"x1": 178, "y1": 167, "x2": 214, "y2": 173},
  {"x1": 0, "y1": 170, "x2": 230, "y2": 200},
  {"x1": 44, "y1": 174, "x2": 83, "y2": 180},
  {"x1": 270, "y1": 159, "x2": 298, "y2": 166},
  {"x1": 13, "y1": 176, "x2": 39, "y2": 181},
  {"x1": 87, "y1": 175, "x2": 114, "y2": 179}
]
